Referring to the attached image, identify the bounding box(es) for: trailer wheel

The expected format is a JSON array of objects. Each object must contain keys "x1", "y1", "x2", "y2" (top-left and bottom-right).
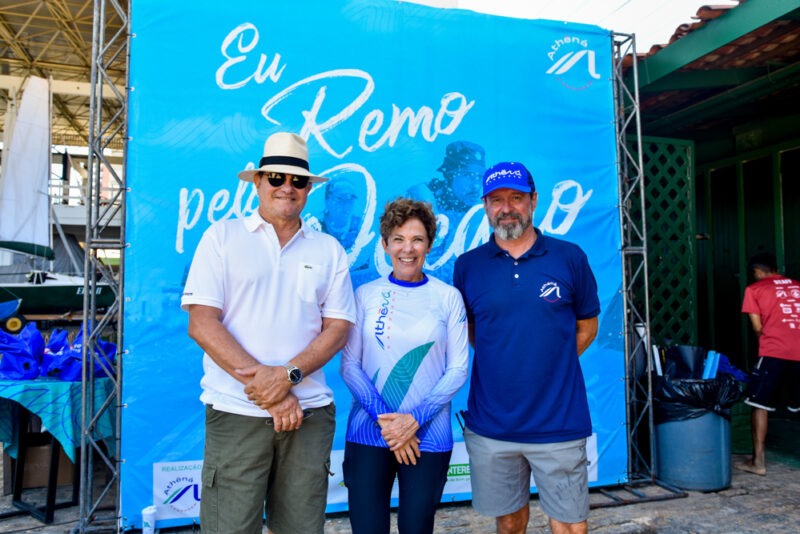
[{"x1": 2, "y1": 315, "x2": 25, "y2": 334}]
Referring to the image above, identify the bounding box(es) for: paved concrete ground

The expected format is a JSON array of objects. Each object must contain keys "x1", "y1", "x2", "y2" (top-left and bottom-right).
[
  {"x1": 2, "y1": 453, "x2": 798, "y2": 534},
  {"x1": 3, "y1": 415, "x2": 798, "y2": 533}
]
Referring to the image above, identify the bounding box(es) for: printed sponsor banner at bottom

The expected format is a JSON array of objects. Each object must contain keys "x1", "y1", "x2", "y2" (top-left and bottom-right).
[
  {"x1": 443, "y1": 441, "x2": 472, "y2": 495},
  {"x1": 150, "y1": 434, "x2": 596, "y2": 517},
  {"x1": 153, "y1": 460, "x2": 203, "y2": 521}
]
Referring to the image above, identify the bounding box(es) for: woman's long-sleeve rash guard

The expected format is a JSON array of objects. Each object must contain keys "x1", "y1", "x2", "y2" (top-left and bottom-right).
[{"x1": 340, "y1": 274, "x2": 469, "y2": 452}]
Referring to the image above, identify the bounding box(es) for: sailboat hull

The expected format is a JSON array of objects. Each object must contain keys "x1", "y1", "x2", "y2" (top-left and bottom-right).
[{"x1": 0, "y1": 280, "x2": 115, "y2": 314}]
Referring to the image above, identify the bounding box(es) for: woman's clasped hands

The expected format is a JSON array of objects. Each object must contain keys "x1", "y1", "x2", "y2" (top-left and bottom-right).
[{"x1": 378, "y1": 413, "x2": 421, "y2": 465}]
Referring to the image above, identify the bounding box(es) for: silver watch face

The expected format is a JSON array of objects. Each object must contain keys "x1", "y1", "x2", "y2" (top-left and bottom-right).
[{"x1": 288, "y1": 366, "x2": 302, "y2": 384}]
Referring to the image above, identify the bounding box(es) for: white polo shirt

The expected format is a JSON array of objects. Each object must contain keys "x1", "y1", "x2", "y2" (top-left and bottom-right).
[{"x1": 181, "y1": 212, "x2": 356, "y2": 417}]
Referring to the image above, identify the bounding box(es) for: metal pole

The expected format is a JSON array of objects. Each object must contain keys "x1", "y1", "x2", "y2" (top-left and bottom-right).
[
  {"x1": 611, "y1": 33, "x2": 634, "y2": 481},
  {"x1": 628, "y1": 32, "x2": 655, "y2": 482},
  {"x1": 77, "y1": 0, "x2": 103, "y2": 528},
  {"x1": 76, "y1": 0, "x2": 129, "y2": 531},
  {"x1": 611, "y1": 31, "x2": 652, "y2": 482},
  {"x1": 113, "y1": 0, "x2": 131, "y2": 524}
]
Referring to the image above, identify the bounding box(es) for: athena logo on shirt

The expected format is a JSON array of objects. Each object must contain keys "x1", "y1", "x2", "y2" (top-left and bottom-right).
[
  {"x1": 374, "y1": 290, "x2": 393, "y2": 349},
  {"x1": 539, "y1": 281, "x2": 562, "y2": 302}
]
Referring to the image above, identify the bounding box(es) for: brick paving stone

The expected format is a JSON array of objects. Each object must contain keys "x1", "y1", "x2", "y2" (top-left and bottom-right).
[{"x1": 2, "y1": 454, "x2": 799, "y2": 533}]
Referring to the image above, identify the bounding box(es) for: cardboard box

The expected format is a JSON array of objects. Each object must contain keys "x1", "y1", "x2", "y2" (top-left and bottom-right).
[{"x1": 2, "y1": 444, "x2": 74, "y2": 495}]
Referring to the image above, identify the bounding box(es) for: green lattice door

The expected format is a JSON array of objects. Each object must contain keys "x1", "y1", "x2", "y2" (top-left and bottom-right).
[{"x1": 631, "y1": 136, "x2": 698, "y2": 346}]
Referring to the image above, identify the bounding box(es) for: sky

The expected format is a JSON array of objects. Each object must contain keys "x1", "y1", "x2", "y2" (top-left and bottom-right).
[{"x1": 418, "y1": 0, "x2": 740, "y2": 53}]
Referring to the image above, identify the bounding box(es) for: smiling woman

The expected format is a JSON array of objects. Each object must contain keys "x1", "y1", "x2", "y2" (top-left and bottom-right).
[
  {"x1": 339, "y1": 197, "x2": 469, "y2": 534},
  {"x1": 379, "y1": 198, "x2": 438, "y2": 283}
]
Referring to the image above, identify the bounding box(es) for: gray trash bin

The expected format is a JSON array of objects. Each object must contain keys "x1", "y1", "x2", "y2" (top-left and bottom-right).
[
  {"x1": 653, "y1": 375, "x2": 741, "y2": 491},
  {"x1": 656, "y1": 411, "x2": 731, "y2": 490}
]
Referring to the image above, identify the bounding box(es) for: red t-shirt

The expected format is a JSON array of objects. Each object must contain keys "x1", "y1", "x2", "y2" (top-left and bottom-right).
[{"x1": 741, "y1": 274, "x2": 800, "y2": 361}]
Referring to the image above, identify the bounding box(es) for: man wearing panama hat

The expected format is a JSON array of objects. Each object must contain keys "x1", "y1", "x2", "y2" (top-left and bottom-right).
[{"x1": 182, "y1": 132, "x2": 355, "y2": 534}]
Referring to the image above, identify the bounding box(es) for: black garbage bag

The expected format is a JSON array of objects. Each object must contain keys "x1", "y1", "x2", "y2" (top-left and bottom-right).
[
  {"x1": 653, "y1": 374, "x2": 742, "y2": 424},
  {"x1": 663, "y1": 345, "x2": 706, "y2": 379}
]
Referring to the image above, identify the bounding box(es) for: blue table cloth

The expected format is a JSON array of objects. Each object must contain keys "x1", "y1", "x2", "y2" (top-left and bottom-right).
[{"x1": 0, "y1": 377, "x2": 115, "y2": 463}]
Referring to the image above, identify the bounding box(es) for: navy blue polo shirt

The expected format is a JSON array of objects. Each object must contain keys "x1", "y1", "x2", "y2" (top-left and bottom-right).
[{"x1": 453, "y1": 229, "x2": 600, "y2": 443}]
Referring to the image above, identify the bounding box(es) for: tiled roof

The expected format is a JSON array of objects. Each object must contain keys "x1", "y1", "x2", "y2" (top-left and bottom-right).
[
  {"x1": 625, "y1": 2, "x2": 800, "y2": 68},
  {"x1": 626, "y1": 1, "x2": 800, "y2": 136}
]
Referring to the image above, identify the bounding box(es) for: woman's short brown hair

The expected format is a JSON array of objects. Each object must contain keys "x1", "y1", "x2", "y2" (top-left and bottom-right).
[{"x1": 379, "y1": 197, "x2": 437, "y2": 245}]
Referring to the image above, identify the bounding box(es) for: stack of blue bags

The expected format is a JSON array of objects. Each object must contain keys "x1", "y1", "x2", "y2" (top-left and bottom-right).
[
  {"x1": 702, "y1": 350, "x2": 749, "y2": 382},
  {"x1": 0, "y1": 324, "x2": 116, "y2": 381}
]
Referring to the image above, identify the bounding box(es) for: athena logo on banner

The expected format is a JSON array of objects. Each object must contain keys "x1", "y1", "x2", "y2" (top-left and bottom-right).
[
  {"x1": 545, "y1": 36, "x2": 601, "y2": 91},
  {"x1": 153, "y1": 461, "x2": 203, "y2": 520}
]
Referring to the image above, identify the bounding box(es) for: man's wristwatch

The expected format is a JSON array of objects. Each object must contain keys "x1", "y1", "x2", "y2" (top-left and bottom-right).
[{"x1": 283, "y1": 363, "x2": 303, "y2": 385}]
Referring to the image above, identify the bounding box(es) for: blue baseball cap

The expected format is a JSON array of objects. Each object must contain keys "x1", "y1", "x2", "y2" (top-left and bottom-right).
[{"x1": 482, "y1": 161, "x2": 535, "y2": 197}]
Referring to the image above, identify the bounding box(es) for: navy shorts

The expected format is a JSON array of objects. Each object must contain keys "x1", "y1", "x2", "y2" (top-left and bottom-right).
[
  {"x1": 342, "y1": 441, "x2": 451, "y2": 534},
  {"x1": 744, "y1": 356, "x2": 800, "y2": 412}
]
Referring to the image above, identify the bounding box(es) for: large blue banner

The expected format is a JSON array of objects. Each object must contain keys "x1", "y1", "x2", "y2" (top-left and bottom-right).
[{"x1": 123, "y1": 0, "x2": 625, "y2": 529}]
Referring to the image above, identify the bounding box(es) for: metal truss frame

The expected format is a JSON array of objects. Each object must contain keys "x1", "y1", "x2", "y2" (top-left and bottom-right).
[
  {"x1": 611, "y1": 32, "x2": 655, "y2": 483},
  {"x1": 75, "y1": 0, "x2": 129, "y2": 532}
]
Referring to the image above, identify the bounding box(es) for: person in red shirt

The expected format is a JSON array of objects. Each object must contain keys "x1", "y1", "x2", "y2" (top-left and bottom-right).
[{"x1": 736, "y1": 253, "x2": 800, "y2": 476}]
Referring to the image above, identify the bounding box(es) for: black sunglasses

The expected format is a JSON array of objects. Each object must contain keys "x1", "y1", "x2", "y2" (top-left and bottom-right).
[{"x1": 259, "y1": 171, "x2": 310, "y2": 189}]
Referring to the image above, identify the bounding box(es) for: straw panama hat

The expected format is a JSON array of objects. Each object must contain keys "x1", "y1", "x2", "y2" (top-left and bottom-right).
[{"x1": 237, "y1": 132, "x2": 328, "y2": 184}]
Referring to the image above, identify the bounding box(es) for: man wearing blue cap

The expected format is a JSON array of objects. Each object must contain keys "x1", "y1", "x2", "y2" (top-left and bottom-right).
[{"x1": 453, "y1": 162, "x2": 600, "y2": 534}]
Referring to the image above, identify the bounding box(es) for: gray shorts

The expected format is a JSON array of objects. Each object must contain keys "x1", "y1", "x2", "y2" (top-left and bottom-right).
[
  {"x1": 463, "y1": 427, "x2": 589, "y2": 524},
  {"x1": 201, "y1": 403, "x2": 335, "y2": 534}
]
